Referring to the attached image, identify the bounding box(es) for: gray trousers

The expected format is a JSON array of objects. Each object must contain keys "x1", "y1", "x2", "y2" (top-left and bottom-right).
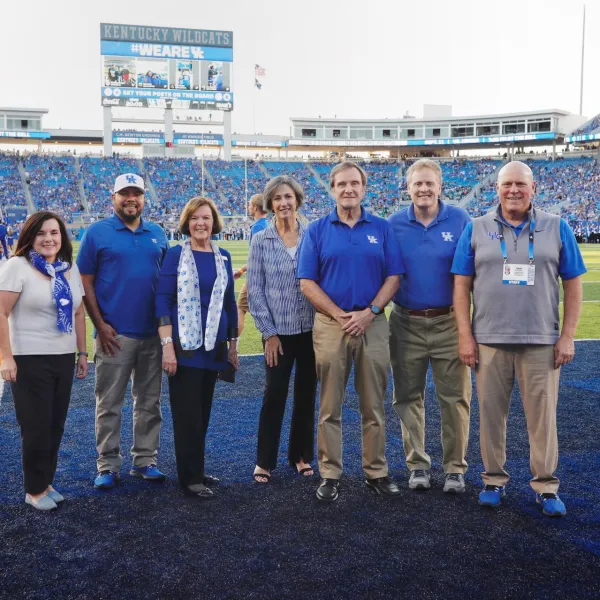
[{"x1": 94, "y1": 335, "x2": 163, "y2": 472}]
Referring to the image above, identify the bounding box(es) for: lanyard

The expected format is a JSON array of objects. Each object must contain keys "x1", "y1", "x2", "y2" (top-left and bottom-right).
[{"x1": 497, "y1": 216, "x2": 535, "y2": 264}]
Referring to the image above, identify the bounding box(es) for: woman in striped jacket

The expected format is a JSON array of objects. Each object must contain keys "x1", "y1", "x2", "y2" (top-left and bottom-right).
[{"x1": 248, "y1": 176, "x2": 317, "y2": 483}]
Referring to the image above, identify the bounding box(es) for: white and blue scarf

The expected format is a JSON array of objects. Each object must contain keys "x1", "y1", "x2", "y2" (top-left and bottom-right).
[
  {"x1": 29, "y1": 249, "x2": 73, "y2": 334},
  {"x1": 177, "y1": 240, "x2": 227, "y2": 352}
]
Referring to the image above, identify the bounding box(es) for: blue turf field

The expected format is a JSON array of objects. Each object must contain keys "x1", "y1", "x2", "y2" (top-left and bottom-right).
[{"x1": 0, "y1": 342, "x2": 599, "y2": 599}]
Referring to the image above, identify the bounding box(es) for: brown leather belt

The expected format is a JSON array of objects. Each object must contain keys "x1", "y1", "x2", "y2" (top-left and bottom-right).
[{"x1": 398, "y1": 305, "x2": 453, "y2": 318}]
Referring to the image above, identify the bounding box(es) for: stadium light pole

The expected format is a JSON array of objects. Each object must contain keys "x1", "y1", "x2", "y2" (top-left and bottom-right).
[
  {"x1": 579, "y1": 4, "x2": 586, "y2": 115},
  {"x1": 201, "y1": 133, "x2": 205, "y2": 196},
  {"x1": 244, "y1": 147, "x2": 249, "y2": 214}
]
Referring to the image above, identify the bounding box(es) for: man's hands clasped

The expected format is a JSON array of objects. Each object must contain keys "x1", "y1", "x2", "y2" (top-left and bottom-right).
[{"x1": 337, "y1": 308, "x2": 376, "y2": 337}]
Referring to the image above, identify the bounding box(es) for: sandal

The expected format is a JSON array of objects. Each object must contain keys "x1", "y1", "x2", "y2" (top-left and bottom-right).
[
  {"x1": 298, "y1": 467, "x2": 314, "y2": 476},
  {"x1": 253, "y1": 472, "x2": 271, "y2": 484}
]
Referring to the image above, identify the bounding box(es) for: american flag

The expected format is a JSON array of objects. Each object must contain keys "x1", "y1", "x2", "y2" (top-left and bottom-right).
[{"x1": 255, "y1": 64, "x2": 266, "y2": 77}]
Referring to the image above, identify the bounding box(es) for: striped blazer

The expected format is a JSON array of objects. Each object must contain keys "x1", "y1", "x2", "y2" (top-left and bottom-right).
[{"x1": 247, "y1": 220, "x2": 315, "y2": 339}]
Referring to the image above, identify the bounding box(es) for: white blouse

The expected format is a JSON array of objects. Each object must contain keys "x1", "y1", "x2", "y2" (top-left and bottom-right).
[{"x1": 0, "y1": 256, "x2": 84, "y2": 355}]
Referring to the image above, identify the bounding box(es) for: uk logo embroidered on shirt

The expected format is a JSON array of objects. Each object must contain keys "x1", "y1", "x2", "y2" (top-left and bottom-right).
[
  {"x1": 488, "y1": 231, "x2": 500, "y2": 240},
  {"x1": 367, "y1": 235, "x2": 378, "y2": 244},
  {"x1": 441, "y1": 232, "x2": 454, "y2": 242},
  {"x1": 151, "y1": 238, "x2": 157, "y2": 243}
]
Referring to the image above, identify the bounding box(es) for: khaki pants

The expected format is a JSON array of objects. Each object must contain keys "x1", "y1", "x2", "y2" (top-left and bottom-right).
[
  {"x1": 94, "y1": 335, "x2": 163, "y2": 472},
  {"x1": 475, "y1": 344, "x2": 560, "y2": 494},
  {"x1": 237, "y1": 282, "x2": 249, "y2": 313},
  {"x1": 389, "y1": 306, "x2": 472, "y2": 473},
  {"x1": 312, "y1": 313, "x2": 390, "y2": 480}
]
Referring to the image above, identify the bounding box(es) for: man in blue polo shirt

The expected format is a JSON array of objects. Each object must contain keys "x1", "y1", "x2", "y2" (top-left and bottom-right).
[
  {"x1": 78, "y1": 173, "x2": 169, "y2": 489},
  {"x1": 388, "y1": 159, "x2": 472, "y2": 494},
  {"x1": 298, "y1": 161, "x2": 404, "y2": 502},
  {"x1": 234, "y1": 194, "x2": 269, "y2": 336},
  {"x1": 452, "y1": 161, "x2": 585, "y2": 517}
]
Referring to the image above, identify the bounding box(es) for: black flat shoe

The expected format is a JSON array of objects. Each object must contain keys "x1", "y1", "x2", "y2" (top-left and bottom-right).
[
  {"x1": 183, "y1": 484, "x2": 214, "y2": 499},
  {"x1": 366, "y1": 476, "x2": 401, "y2": 498},
  {"x1": 316, "y1": 478, "x2": 339, "y2": 502},
  {"x1": 203, "y1": 475, "x2": 220, "y2": 486}
]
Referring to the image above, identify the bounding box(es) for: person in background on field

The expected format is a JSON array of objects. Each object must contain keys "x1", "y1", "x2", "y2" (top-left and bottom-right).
[
  {"x1": 0, "y1": 221, "x2": 9, "y2": 260},
  {"x1": 234, "y1": 194, "x2": 269, "y2": 337}
]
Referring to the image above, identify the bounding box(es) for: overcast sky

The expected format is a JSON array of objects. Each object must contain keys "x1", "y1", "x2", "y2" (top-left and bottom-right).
[{"x1": 1, "y1": 0, "x2": 598, "y2": 134}]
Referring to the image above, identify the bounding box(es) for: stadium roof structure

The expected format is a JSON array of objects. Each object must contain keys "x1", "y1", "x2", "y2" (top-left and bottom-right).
[
  {"x1": 288, "y1": 109, "x2": 588, "y2": 153},
  {"x1": 0, "y1": 106, "x2": 595, "y2": 155}
]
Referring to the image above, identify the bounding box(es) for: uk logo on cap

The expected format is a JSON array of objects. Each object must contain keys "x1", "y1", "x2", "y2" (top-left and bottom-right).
[{"x1": 114, "y1": 173, "x2": 145, "y2": 194}]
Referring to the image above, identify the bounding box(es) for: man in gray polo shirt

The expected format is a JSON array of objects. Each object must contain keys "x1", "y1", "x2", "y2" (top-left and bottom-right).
[{"x1": 452, "y1": 161, "x2": 586, "y2": 517}]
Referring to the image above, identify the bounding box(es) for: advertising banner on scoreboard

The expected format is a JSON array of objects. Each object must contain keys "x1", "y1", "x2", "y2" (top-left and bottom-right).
[
  {"x1": 110, "y1": 132, "x2": 225, "y2": 146},
  {"x1": 0, "y1": 131, "x2": 50, "y2": 139},
  {"x1": 174, "y1": 133, "x2": 223, "y2": 146},
  {"x1": 113, "y1": 132, "x2": 165, "y2": 144},
  {"x1": 101, "y1": 23, "x2": 233, "y2": 111}
]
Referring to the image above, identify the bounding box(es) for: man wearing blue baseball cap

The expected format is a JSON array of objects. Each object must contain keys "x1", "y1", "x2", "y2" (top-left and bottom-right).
[{"x1": 78, "y1": 173, "x2": 170, "y2": 489}]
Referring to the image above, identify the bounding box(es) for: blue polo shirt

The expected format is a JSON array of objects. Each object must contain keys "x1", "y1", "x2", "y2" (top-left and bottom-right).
[
  {"x1": 452, "y1": 215, "x2": 585, "y2": 279},
  {"x1": 77, "y1": 214, "x2": 170, "y2": 338},
  {"x1": 297, "y1": 207, "x2": 404, "y2": 311},
  {"x1": 388, "y1": 201, "x2": 470, "y2": 310},
  {"x1": 250, "y1": 217, "x2": 269, "y2": 242}
]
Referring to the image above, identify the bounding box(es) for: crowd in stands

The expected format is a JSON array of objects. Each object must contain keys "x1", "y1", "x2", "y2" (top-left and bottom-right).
[
  {"x1": 0, "y1": 153, "x2": 27, "y2": 211},
  {"x1": 264, "y1": 162, "x2": 332, "y2": 216},
  {"x1": 0, "y1": 152, "x2": 598, "y2": 240},
  {"x1": 81, "y1": 156, "x2": 142, "y2": 216},
  {"x1": 23, "y1": 155, "x2": 83, "y2": 222},
  {"x1": 208, "y1": 159, "x2": 267, "y2": 215},
  {"x1": 569, "y1": 113, "x2": 600, "y2": 137}
]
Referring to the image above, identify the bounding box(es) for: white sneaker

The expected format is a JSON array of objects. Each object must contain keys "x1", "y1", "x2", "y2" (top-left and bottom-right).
[
  {"x1": 408, "y1": 469, "x2": 431, "y2": 490},
  {"x1": 443, "y1": 473, "x2": 466, "y2": 494}
]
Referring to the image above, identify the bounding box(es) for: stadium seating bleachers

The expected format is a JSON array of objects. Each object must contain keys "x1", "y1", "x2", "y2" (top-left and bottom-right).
[
  {"x1": 23, "y1": 155, "x2": 83, "y2": 222},
  {"x1": 0, "y1": 153, "x2": 27, "y2": 211},
  {"x1": 1, "y1": 153, "x2": 597, "y2": 238}
]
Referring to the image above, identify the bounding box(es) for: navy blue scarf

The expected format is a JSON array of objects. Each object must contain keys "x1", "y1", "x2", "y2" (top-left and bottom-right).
[{"x1": 29, "y1": 250, "x2": 73, "y2": 334}]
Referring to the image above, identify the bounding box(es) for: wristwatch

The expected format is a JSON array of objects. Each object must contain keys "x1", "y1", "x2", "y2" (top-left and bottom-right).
[
  {"x1": 369, "y1": 305, "x2": 382, "y2": 315},
  {"x1": 160, "y1": 336, "x2": 173, "y2": 347}
]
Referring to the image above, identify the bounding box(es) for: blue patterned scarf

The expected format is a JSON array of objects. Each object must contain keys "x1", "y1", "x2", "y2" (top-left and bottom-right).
[{"x1": 29, "y1": 249, "x2": 74, "y2": 334}]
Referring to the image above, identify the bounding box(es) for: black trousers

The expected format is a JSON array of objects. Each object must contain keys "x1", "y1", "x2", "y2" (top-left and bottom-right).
[
  {"x1": 256, "y1": 331, "x2": 317, "y2": 471},
  {"x1": 11, "y1": 354, "x2": 75, "y2": 495},
  {"x1": 168, "y1": 365, "x2": 218, "y2": 487}
]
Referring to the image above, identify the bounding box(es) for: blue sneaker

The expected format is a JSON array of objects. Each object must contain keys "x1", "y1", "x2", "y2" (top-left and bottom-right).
[
  {"x1": 94, "y1": 471, "x2": 119, "y2": 489},
  {"x1": 129, "y1": 464, "x2": 166, "y2": 481},
  {"x1": 478, "y1": 485, "x2": 505, "y2": 507},
  {"x1": 536, "y1": 493, "x2": 566, "y2": 517}
]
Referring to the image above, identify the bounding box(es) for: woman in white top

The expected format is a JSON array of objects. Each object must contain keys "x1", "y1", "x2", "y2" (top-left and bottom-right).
[{"x1": 0, "y1": 211, "x2": 88, "y2": 511}]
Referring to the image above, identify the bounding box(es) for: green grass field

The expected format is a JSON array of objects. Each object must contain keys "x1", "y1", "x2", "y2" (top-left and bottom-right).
[{"x1": 74, "y1": 241, "x2": 600, "y2": 357}]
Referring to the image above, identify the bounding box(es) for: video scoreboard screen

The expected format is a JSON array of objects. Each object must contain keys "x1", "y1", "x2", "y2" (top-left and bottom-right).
[{"x1": 100, "y1": 23, "x2": 234, "y2": 111}]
